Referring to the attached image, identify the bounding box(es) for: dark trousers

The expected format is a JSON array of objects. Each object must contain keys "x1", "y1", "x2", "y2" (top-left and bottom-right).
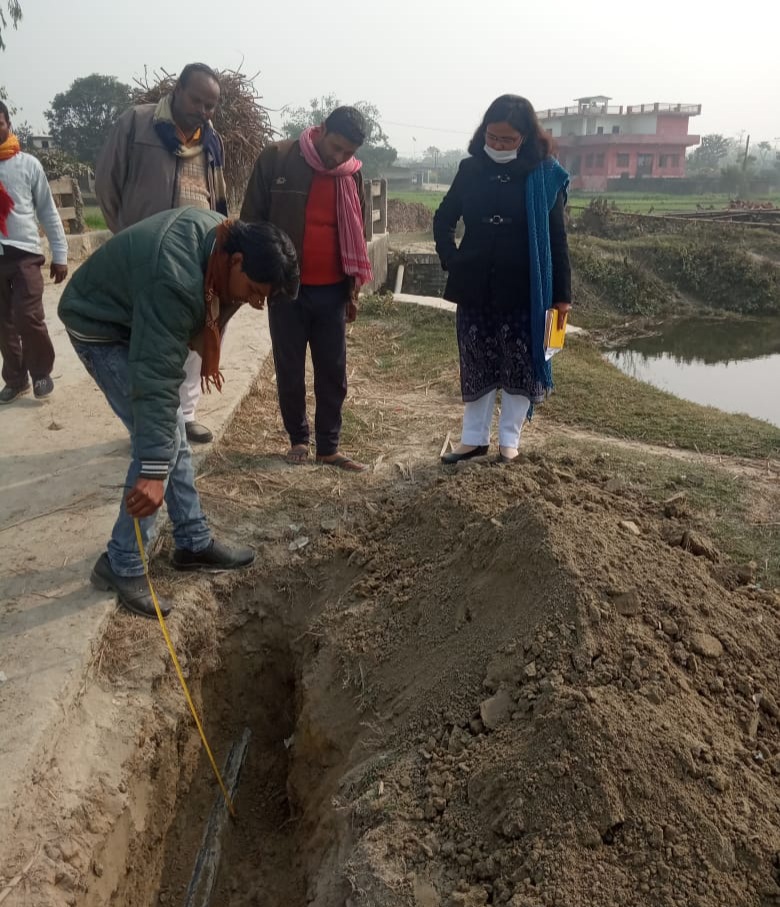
[
  {"x1": 0, "y1": 245, "x2": 55, "y2": 388},
  {"x1": 268, "y1": 282, "x2": 348, "y2": 457}
]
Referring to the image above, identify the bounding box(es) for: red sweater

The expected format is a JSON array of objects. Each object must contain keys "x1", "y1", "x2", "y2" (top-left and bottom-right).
[{"x1": 300, "y1": 174, "x2": 344, "y2": 285}]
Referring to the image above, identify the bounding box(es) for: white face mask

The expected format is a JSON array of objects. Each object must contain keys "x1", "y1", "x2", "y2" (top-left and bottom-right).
[{"x1": 483, "y1": 143, "x2": 518, "y2": 164}]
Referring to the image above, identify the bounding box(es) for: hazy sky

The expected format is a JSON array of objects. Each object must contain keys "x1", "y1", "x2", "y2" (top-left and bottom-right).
[{"x1": 2, "y1": 0, "x2": 778, "y2": 157}]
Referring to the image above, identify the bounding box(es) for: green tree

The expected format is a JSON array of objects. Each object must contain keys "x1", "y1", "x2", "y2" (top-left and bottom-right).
[
  {"x1": 0, "y1": 0, "x2": 22, "y2": 51},
  {"x1": 424, "y1": 145, "x2": 441, "y2": 165},
  {"x1": 688, "y1": 134, "x2": 733, "y2": 173},
  {"x1": 755, "y1": 141, "x2": 773, "y2": 168},
  {"x1": 281, "y1": 94, "x2": 397, "y2": 179},
  {"x1": 14, "y1": 119, "x2": 32, "y2": 147},
  {"x1": 46, "y1": 74, "x2": 132, "y2": 165}
]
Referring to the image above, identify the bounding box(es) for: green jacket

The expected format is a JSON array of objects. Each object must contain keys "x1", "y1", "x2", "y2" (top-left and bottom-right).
[{"x1": 59, "y1": 207, "x2": 223, "y2": 475}]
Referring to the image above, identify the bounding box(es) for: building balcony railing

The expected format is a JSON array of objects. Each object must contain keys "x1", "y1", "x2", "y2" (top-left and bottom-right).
[
  {"x1": 540, "y1": 105, "x2": 624, "y2": 119},
  {"x1": 625, "y1": 103, "x2": 702, "y2": 115},
  {"x1": 539, "y1": 102, "x2": 702, "y2": 121}
]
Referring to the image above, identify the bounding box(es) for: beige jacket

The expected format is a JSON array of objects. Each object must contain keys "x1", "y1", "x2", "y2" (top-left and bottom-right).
[{"x1": 95, "y1": 103, "x2": 226, "y2": 233}]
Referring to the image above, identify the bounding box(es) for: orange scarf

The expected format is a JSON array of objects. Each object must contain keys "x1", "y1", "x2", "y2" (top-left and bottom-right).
[
  {"x1": 0, "y1": 134, "x2": 21, "y2": 161},
  {"x1": 192, "y1": 221, "x2": 241, "y2": 392}
]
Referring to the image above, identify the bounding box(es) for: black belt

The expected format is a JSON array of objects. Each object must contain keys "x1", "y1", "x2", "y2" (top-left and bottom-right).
[{"x1": 481, "y1": 215, "x2": 513, "y2": 225}]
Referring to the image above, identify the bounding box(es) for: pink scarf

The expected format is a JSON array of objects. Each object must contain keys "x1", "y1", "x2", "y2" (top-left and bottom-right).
[{"x1": 298, "y1": 126, "x2": 373, "y2": 287}]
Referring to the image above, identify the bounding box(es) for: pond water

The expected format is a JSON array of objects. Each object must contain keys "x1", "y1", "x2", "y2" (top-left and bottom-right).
[{"x1": 605, "y1": 317, "x2": 780, "y2": 428}]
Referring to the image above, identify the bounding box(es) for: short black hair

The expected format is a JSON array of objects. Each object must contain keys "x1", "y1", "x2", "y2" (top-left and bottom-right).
[
  {"x1": 467, "y1": 94, "x2": 552, "y2": 163},
  {"x1": 0, "y1": 101, "x2": 10, "y2": 125},
  {"x1": 224, "y1": 221, "x2": 300, "y2": 297},
  {"x1": 178, "y1": 63, "x2": 220, "y2": 90},
  {"x1": 324, "y1": 106, "x2": 366, "y2": 146}
]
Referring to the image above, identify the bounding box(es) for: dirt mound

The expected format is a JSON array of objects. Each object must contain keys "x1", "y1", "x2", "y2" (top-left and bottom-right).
[
  {"x1": 288, "y1": 452, "x2": 780, "y2": 907},
  {"x1": 389, "y1": 199, "x2": 434, "y2": 233},
  {"x1": 8, "y1": 443, "x2": 779, "y2": 907}
]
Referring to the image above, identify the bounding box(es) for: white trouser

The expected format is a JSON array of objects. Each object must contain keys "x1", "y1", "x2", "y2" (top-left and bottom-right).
[
  {"x1": 179, "y1": 349, "x2": 203, "y2": 423},
  {"x1": 460, "y1": 390, "x2": 531, "y2": 449}
]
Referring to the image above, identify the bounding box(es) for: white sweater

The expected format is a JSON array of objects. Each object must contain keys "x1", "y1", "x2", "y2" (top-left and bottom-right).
[{"x1": 0, "y1": 152, "x2": 68, "y2": 264}]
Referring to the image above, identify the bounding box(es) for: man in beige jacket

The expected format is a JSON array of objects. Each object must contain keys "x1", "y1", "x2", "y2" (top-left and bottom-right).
[{"x1": 96, "y1": 62, "x2": 227, "y2": 444}]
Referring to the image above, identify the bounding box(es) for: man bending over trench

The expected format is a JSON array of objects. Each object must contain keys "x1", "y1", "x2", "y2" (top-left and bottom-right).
[{"x1": 59, "y1": 207, "x2": 299, "y2": 618}]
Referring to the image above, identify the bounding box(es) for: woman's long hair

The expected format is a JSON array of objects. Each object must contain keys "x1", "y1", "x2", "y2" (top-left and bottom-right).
[{"x1": 467, "y1": 94, "x2": 553, "y2": 164}]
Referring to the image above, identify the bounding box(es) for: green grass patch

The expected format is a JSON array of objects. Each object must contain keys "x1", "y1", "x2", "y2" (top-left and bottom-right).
[
  {"x1": 568, "y1": 192, "x2": 780, "y2": 214},
  {"x1": 546, "y1": 336, "x2": 780, "y2": 458},
  {"x1": 83, "y1": 206, "x2": 107, "y2": 230},
  {"x1": 388, "y1": 190, "x2": 445, "y2": 212}
]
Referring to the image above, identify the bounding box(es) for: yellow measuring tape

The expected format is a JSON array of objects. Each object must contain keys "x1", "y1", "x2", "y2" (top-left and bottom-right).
[{"x1": 133, "y1": 518, "x2": 236, "y2": 817}]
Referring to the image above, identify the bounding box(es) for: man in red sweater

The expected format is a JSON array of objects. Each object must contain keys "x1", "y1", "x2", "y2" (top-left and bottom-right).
[{"x1": 240, "y1": 107, "x2": 373, "y2": 471}]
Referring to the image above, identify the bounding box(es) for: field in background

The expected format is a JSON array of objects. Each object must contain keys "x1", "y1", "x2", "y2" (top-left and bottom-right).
[{"x1": 388, "y1": 188, "x2": 780, "y2": 216}]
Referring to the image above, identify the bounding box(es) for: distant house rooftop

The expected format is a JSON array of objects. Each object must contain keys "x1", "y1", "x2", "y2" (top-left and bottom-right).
[{"x1": 30, "y1": 135, "x2": 57, "y2": 151}]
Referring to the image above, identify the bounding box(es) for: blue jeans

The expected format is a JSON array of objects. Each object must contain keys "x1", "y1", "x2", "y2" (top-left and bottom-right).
[{"x1": 71, "y1": 340, "x2": 212, "y2": 577}]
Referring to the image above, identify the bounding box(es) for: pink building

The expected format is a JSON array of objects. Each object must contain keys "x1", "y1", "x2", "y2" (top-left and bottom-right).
[{"x1": 538, "y1": 96, "x2": 701, "y2": 191}]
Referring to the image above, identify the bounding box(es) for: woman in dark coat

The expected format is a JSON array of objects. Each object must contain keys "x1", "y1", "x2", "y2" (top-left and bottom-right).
[{"x1": 433, "y1": 94, "x2": 571, "y2": 463}]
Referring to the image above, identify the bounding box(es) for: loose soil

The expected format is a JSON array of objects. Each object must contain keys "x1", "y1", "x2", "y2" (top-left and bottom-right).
[
  {"x1": 2, "y1": 306, "x2": 780, "y2": 907},
  {"x1": 388, "y1": 200, "x2": 434, "y2": 234}
]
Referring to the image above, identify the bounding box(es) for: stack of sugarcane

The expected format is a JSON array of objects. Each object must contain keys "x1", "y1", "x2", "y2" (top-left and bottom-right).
[{"x1": 133, "y1": 67, "x2": 275, "y2": 213}]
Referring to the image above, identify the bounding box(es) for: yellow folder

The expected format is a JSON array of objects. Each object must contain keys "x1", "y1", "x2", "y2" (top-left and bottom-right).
[{"x1": 544, "y1": 309, "x2": 568, "y2": 360}]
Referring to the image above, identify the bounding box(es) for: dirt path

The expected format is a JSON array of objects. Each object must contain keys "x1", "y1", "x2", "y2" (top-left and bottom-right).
[{"x1": 538, "y1": 422, "x2": 780, "y2": 481}]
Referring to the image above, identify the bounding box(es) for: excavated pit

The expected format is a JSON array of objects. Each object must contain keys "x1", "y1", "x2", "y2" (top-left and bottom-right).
[{"x1": 154, "y1": 611, "x2": 307, "y2": 907}]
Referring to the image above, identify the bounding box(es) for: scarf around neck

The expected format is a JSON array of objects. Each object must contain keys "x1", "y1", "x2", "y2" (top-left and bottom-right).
[
  {"x1": 190, "y1": 221, "x2": 241, "y2": 392},
  {"x1": 298, "y1": 126, "x2": 373, "y2": 287},
  {"x1": 525, "y1": 157, "x2": 569, "y2": 392},
  {"x1": 0, "y1": 134, "x2": 22, "y2": 161},
  {"x1": 152, "y1": 95, "x2": 228, "y2": 216}
]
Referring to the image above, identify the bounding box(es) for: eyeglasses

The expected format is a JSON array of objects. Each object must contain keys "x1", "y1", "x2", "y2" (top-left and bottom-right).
[{"x1": 485, "y1": 131, "x2": 523, "y2": 149}]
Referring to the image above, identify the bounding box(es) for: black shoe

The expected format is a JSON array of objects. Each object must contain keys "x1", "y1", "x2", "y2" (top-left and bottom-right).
[
  {"x1": 33, "y1": 376, "x2": 54, "y2": 399},
  {"x1": 441, "y1": 445, "x2": 489, "y2": 465},
  {"x1": 171, "y1": 538, "x2": 255, "y2": 572},
  {"x1": 90, "y1": 552, "x2": 172, "y2": 619},
  {"x1": 185, "y1": 421, "x2": 214, "y2": 444},
  {"x1": 0, "y1": 382, "x2": 31, "y2": 405}
]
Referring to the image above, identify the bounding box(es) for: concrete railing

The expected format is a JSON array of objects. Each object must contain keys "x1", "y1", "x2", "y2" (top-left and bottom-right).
[
  {"x1": 48, "y1": 177, "x2": 86, "y2": 234},
  {"x1": 363, "y1": 178, "x2": 388, "y2": 242}
]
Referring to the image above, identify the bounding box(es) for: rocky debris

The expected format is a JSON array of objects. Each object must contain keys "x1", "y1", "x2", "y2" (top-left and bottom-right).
[
  {"x1": 663, "y1": 491, "x2": 689, "y2": 518},
  {"x1": 607, "y1": 588, "x2": 641, "y2": 617},
  {"x1": 689, "y1": 632, "x2": 724, "y2": 659},
  {"x1": 479, "y1": 689, "x2": 513, "y2": 730},
  {"x1": 414, "y1": 876, "x2": 441, "y2": 906},
  {"x1": 619, "y1": 519, "x2": 642, "y2": 536},
  {"x1": 671, "y1": 529, "x2": 720, "y2": 562}
]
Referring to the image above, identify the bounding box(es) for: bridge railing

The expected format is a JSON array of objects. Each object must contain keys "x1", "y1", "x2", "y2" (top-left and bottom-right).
[{"x1": 363, "y1": 178, "x2": 387, "y2": 241}]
